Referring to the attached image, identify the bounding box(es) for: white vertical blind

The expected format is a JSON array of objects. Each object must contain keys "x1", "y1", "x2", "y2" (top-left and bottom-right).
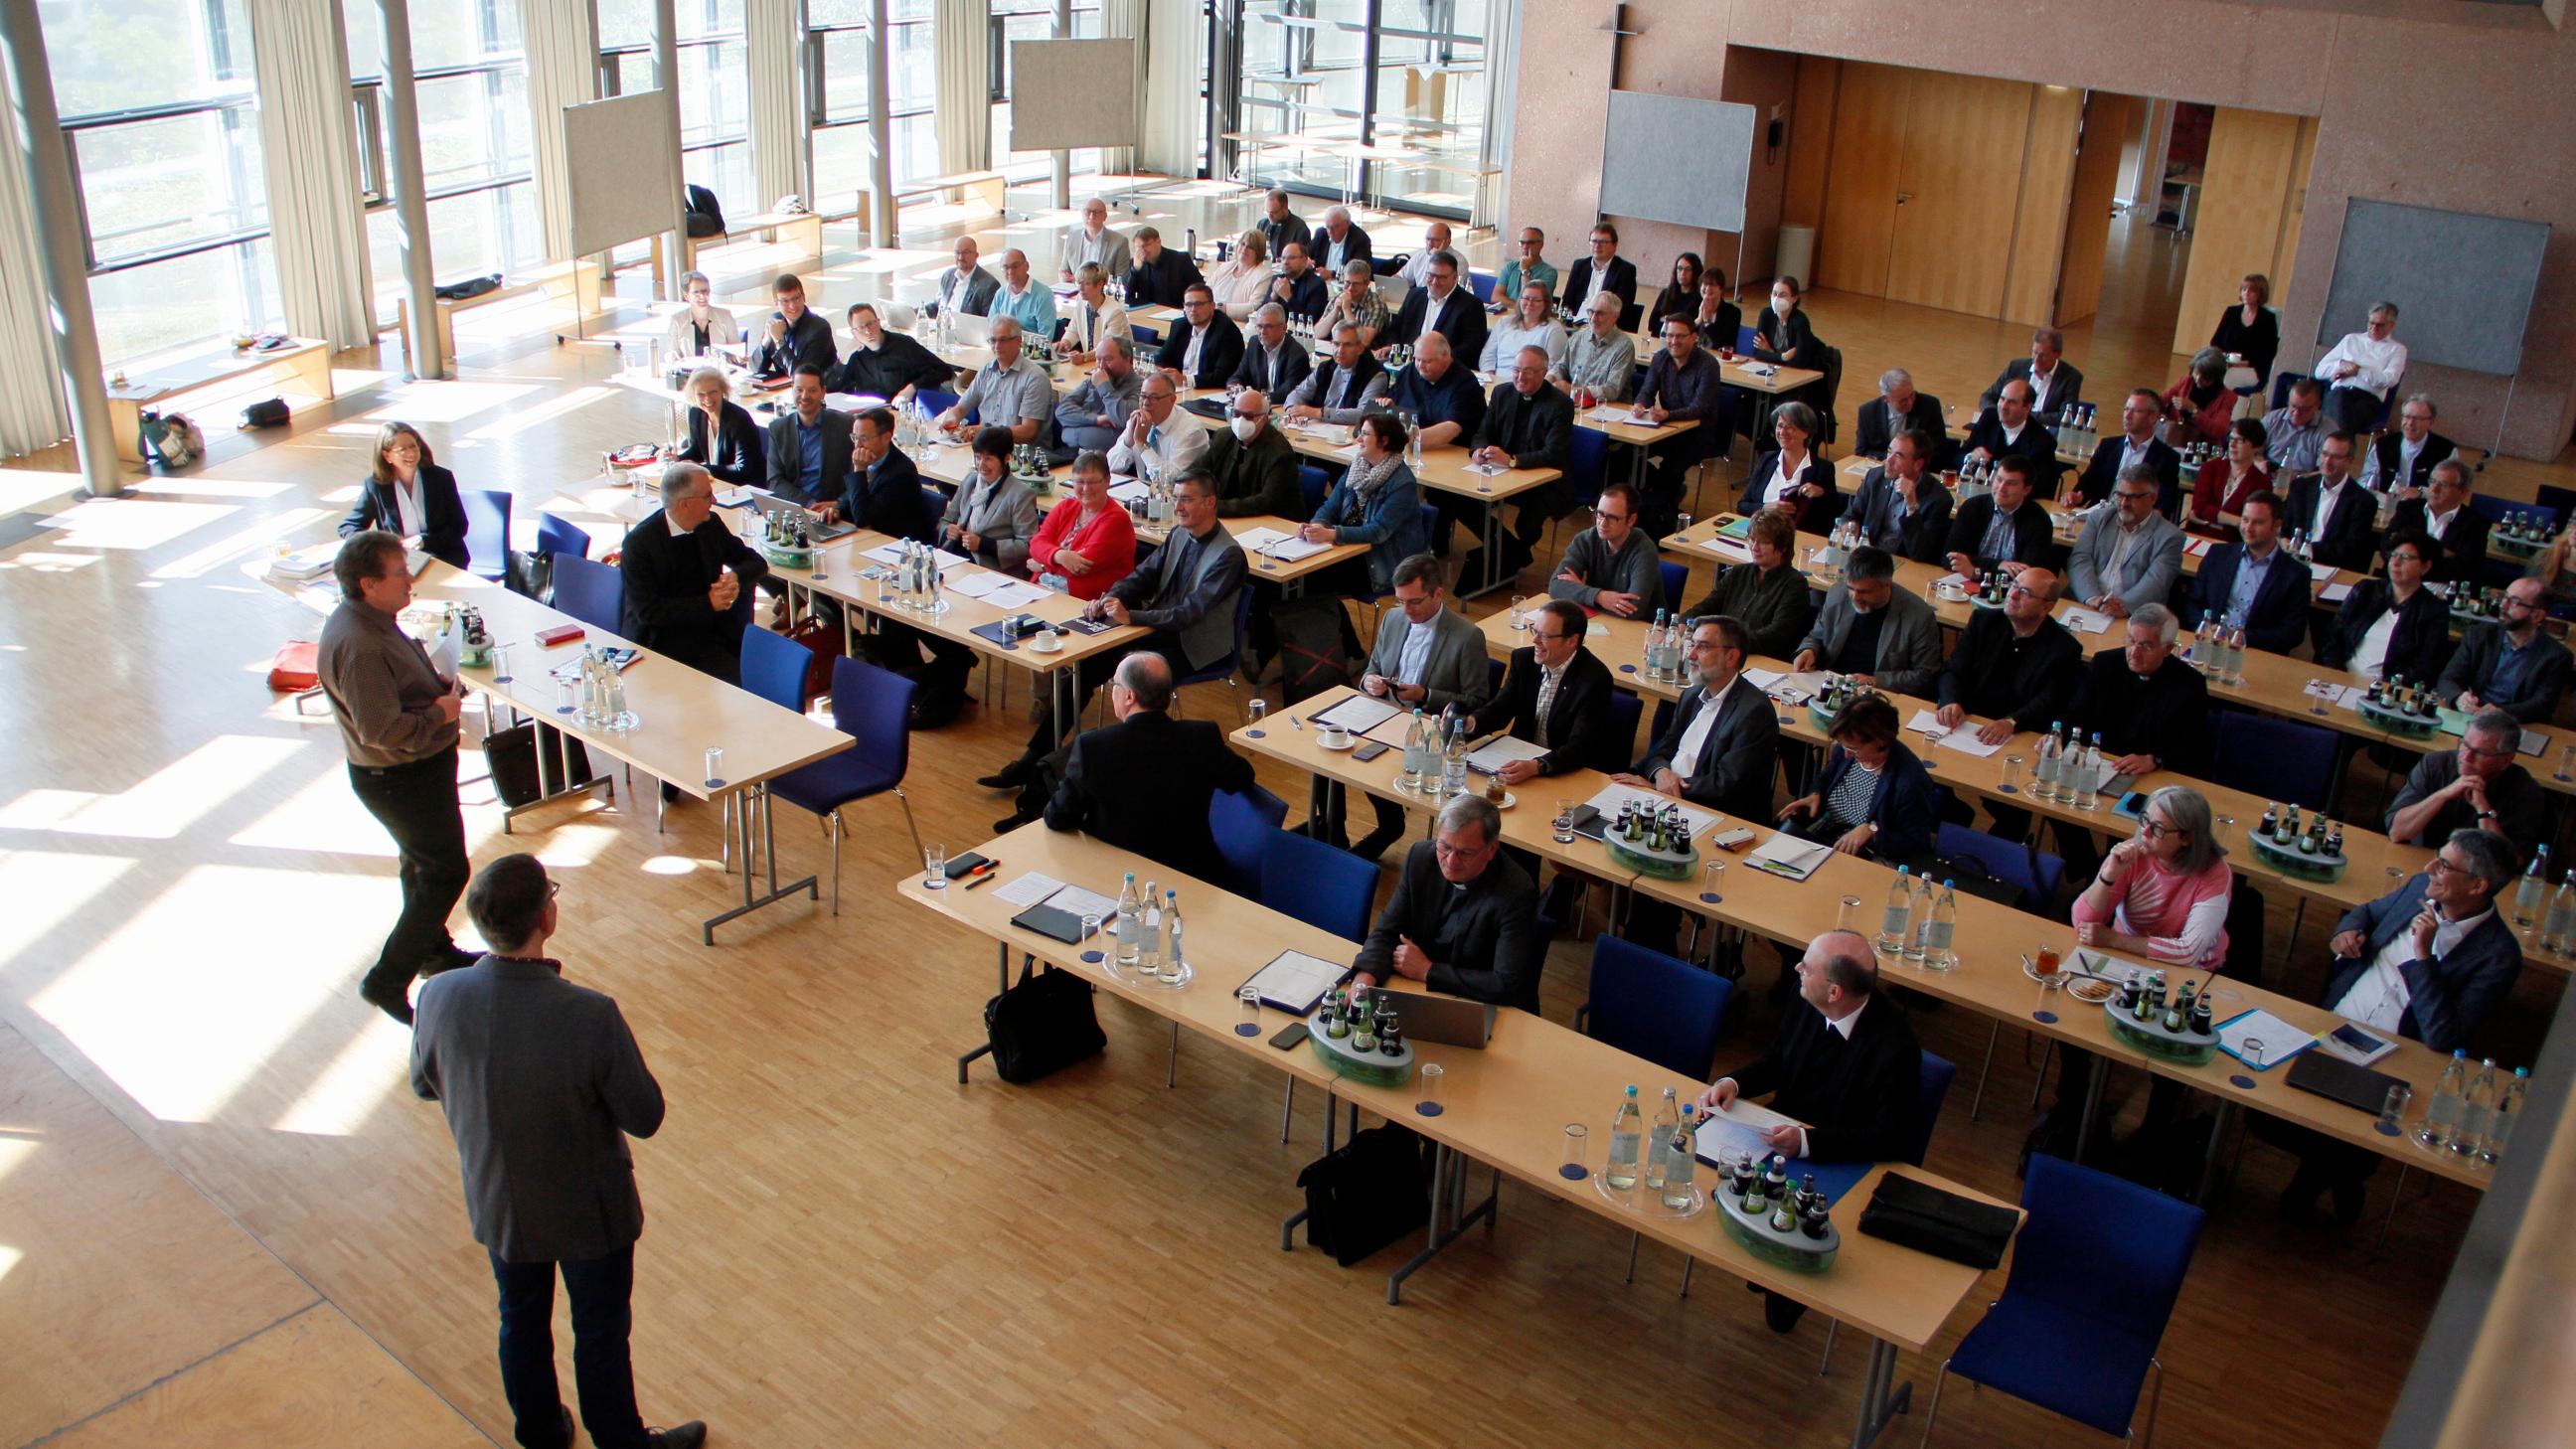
[
  {"x1": 248, "y1": 0, "x2": 377, "y2": 347},
  {"x1": 1136, "y1": 0, "x2": 1193, "y2": 179}
]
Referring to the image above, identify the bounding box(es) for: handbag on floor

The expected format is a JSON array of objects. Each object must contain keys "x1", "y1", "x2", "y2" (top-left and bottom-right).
[
  {"x1": 982, "y1": 961, "x2": 1105, "y2": 1083},
  {"x1": 1295, "y1": 1125, "x2": 1431, "y2": 1267}
]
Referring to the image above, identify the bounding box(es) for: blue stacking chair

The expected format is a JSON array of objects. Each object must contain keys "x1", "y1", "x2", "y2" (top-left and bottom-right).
[
  {"x1": 767, "y1": 657, "x2": 923, "y2": 914},
  {"x1": 461, "y1": 488, "x2": 512, "y2": 580},
  {"x1": 918, "y1": 486, "x2": 949, "y2": 544},
  {"x1": 550, "y1": 554, "x2": 623, "y2": 635},
  {"x1": 737, "y1": 622, "x2": 813, "y2": 713},
  {"x1": 1259, "y1": 827, "x2": 1385, "y2": 1141},
  {"x1": 914, "y1": 387, "x2": 962, "y2": 418},
  {"x1": 1209, "y1": 784, "x2": 1289, "y2": 895},
  {"x1": 1577, "y1": 935, "x2": 1732, "y2": 1283},
  {"x1": 1659, "y1": 561, "x2": 1689, "y2": 610},
  {"x1": 2209, "y1": 712, "x2": 2336, "y2": 812},
  {"x1": 1607, "y1": 689, "x2": 1644, "y2": 767},
  {"x1": 1173, "y1": 587, "x2": 1257, "y2": 722},
  {"x1": 1919, "y1": 1154, "x2": 2203, "y2": 1447},
  {"x1": 537, "y1": 512, "x2": 589, "y2": 566},
  {"x1": 1929, "y1": 822, "x2": 2067, "y2": 1121},
  {"x1": 1467, "y1": 270, "x2": 1497, "y2": 304},
  {"x1": 1558, "y1": 424, "x2": 1613, "y2": 554},
  {"x1": 1297, "y1": 463, "x2": 1335, "y2": 518}
]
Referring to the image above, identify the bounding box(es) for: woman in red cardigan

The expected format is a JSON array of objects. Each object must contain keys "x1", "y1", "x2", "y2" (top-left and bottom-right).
[
  {"x1": 2161, "y1": 347, "x2": 2237, "y2": 450},
  {"x1": 1027, "y1": 450, "x2": 1138, "y2": 599},
  {"x1": 2183, "y1": 417, "x2": 2272, "y2": 538}
]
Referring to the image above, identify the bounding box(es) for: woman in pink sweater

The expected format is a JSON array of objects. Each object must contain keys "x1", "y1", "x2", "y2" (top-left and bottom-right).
[{"x1": 2073, "y1": 785, "x2": 2232, "y2": 970}]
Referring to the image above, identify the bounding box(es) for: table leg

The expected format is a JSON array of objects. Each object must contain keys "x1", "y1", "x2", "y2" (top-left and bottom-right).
[
  {"x1": 2196, "y1": 1099, "x2": 2235, "y2": 1206},
  {"x1": 956, "y1": 942, "x2": 1010, "y2": 1083},
  {"x1": 2072, "y1": 1051, "x2": 2109, "y2": 1164},
  {"x1": 700, "y1": 783, "x2": 821, "y2": 944},
  {"x1": 1846, "y1": 1336, "x2": 1913, "y2": 1448},
  {"x1": 1281, "y1": 1084, "x2": 1341, "y2": 1249}
]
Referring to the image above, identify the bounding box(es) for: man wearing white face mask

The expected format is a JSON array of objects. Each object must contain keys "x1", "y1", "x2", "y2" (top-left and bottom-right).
[{"x1": 1204, "y1": 389, "x2": 1300, "y2": 519}]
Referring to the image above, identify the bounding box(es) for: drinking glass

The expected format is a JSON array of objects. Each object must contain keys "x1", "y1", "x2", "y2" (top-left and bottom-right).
[
  {"x1": 2032, "y1": 945, "x2": 2062, "y2": 978},
  {"x1": 1510, "y1": 594, "x2": 1530, "y2": 630},
  {"x1": 1418, "y1": 1062, "x2": 1445, "y2": 1113},
  {"x1": 2307, "y1": 679, "x2": 2331, "y2": 718},
  {"x1": 1560, "y1": 1123, "x2": 1589, "y2": 1181},
  {"x1": 2000, "y1": 755, "x2": 2024, "y2": 793},
  {"x1": 1079, "y1": 913, "x2": 1103, "y2": 954},
  {"x1": 704, "y1": 746, "x2": 724, "y2": 789},
  {"x1": 489, "y1": 642, "x2": 513, "y2": 686},
  {"x1": 1837, "y1": 894, "x2": 1862, "y2": 934},
  {"x1": 1247, "y1": 697, "x2": 1269, "y2": 725},
  {"x1": 2241, "y1": 1038, "x2": 2265, "y2": 1069},
  {"x1": 2558, "y1": 742, "x2": 2576, "y2": 784},
  {"x1": 1701, "y1": 858, "x2": 1725, "y2": 901},
  {"x1": 2213, "y1": 814, "x2": 2235, "y2": 846},
  {"x1": 1552, "y1": 799, "x2": 1577, "y2": 844},
  {"x1": 923, "y1": 844, "x2": 947, "y2": 888},
  {"x1": 2379, "y1": 1084, "x2": 2413, "y2": 1133},
  {"x1": 555, "y1": 676, "x2": 575, "y2": 716},
  {"x1": 1675, "y1": 513, "x2": 1693, "y2": 538},
  {"x1": 1236, "y1": 987, "x2": 1262, "y2": 1036}
]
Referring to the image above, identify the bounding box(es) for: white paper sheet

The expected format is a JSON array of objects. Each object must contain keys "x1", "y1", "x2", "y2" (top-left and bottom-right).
[
  {"x1": 1466, "y1": 734, "x2": 1551, "y2": 773},
  {"x1": 2183, "y1": 537, "x2": 2213, "y2": 558},
  {"x1": 992, "y1": 872, "x2": 1066, "y2": 908},
  {"x1": 2310, "y1": 562, "x2": 2339, "y2": 583},
  {"x1": 1693, "y1": 1101, "x2": 1800, "y2": 1168},
  {"x1": 1932, "y1": 729, "x2": 2004, "y2": 758},
  {"x1": 983, "y1": 580, "x2": 1051, "y2": 608},
  {"x1": 2319, "y1": 581, "x2": 2353, "y2": 602},
  {"x1": 1743, "y1": 832, "x2": 1831, "y2": 880},
  {"x1": 1585, "y1": 782, "x2": 1719, "y2": 836},
  {"x1": 1700, "y1": 537, "x2": 1751, "y2": 563},
  {"x1": 2058, "y1": 605, "x2": 2113, "y2": 635},
  {"x1": 2218, "y1": 1009, "x2": 2316, "y2": 1068},
  {"x1": 1904, "y1": 709, "x2": 1953, "y2": 739},
  {"x1": 1310, "y1": 694, "x2": 1403, "y2": 733},
  {"x1": 940, "y1": 570, "x2": 1009, "y2": 597},
  {"x1": 1239, "y1": 527, "x2": 1330, "y2": 561},
  {"x1": 1465, "y1": 460, "x2": 1510, "y2": 477},
  {"x1": 1044, "y1": 884, "x2": 1122, "y2": 921},
  {"x1": 1108, "y1": 479, "x2": 1150, "y2": 503},
  {"x1": 862, "y1": 543, "x2": 971, "y2": 571}
]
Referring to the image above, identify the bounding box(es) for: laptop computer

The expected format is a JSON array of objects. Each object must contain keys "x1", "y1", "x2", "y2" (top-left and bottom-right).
[
  {"x1": 947, "y1": 309, "x2": 994, "y2": 347},
  {"x1": 749, "y1": 489, "x2": 854, "y2": 541},
  {"x1": 1383, "y1": 992, "x2": 1496, "y2": 1048}
]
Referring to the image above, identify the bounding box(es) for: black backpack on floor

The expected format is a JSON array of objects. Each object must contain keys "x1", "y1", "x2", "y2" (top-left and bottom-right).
[{"x1": 1295, "y1": 1125, "x2": 1431, "y2": 1266}]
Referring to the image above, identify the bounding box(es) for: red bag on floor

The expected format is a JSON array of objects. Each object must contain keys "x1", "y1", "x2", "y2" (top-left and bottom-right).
[
  {"x1": 783, "y1": 616, "x2": 844, "y2": 711},
  {"x1": 267, "y1": 640, "x2": 319, "y2": 693}
]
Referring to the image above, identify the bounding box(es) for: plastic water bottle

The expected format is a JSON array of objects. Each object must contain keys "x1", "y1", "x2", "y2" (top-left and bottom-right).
[
  {"x1": 2033, "y1": 723, "x2": 2063, "y2": 803},
  {"x1": 2544, "y1": 871, "x2": 2576, "y2": 954},
  {"x1": 603, "y1": 656, "x2": 628, "y2": 725},
  {"x1": 1157, "y1": 889, "x2": 1184, "y2": 983},
  {"x1": 1643, "y1": 1087, "x2": 1681, "y2": 1190},
  {"x1": 1114, "y1": 873, "x2": 1143, "y2": 968},
  {"x1": 2420, "y1": 1049, "x2": 2468, "y2": 1149},
  {"x1": 1138, "y1": 884, "x2": 1165, "y2": 974},
  {"x1": 2453, "y1": 1058, "x2": 2497, "y2": 1158},
  {"x1": 2074, "y1": 733, "x2": 2103, "y2": 812},
  {"x1": 2224, "y1": 620, "x2": 2248, "y2": 687},
  {"x1": 1442, "y1": 714, "x2": 1469, "y2": 798},
  {"x1": 1925, "y1": 881, "x2": 1959, "y2": 970},
  {"x1": 1878, "y1": 867, "x2": 1915, "y2": 954},
  {"x1": 1902, "y1": 874, "x2": 1932, "y2": 963},
  {"x1": 2513, "y1": 845, "x2": 2550, "y2": 928},
  {"x1": 1659, "y1": 1105, "x2": 1699, "y2": 1208},
  {"x1": 1607, "y1": 1085, "x2": 1644, "y2": 1189},
  {"x1": 1401, "y1": 708, "x2": 1431, "y2": 790},
  {"x1": 2482, "y1": 1067, "x2": 2528, "y2": 1166}
]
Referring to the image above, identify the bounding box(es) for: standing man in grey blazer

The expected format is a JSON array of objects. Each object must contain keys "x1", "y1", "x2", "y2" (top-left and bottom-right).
[
  {"x1": 2067, "y1": 462, "x2": 2187, "y2": 620},
  {"x1": 1335, "y1": 554, "x2": 1492, "y2": 858},
  {"x1": 412, "y1": 855, "x2": 704, "y2": 1449},
  {"x1": 1791, "y1": 546, "x2": 1943, "y2": 698}
]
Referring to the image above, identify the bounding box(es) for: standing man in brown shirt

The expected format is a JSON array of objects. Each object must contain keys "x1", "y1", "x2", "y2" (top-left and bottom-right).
[{"x1": 317, "y1": 530, "x2": 472, "y2": 1024}]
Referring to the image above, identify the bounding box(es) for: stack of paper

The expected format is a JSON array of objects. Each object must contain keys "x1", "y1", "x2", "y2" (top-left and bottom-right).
[
  {"x1": 983, "y1": 579, "x2": 1050, "y2": 608},
  {"x1": 861, "y1": 543, "x2": 970, "y2": 571},
  {"x1": 1107, "y1": 479, "x2": 1150, "y2": 503},
  {"x1": 267, "y1": 541, "x2": 340, "y2": 580},
  {"x1": 941, "y1": 571, "x2": 1009, "y2": 598},
  {"x1": 1691, "y1": 1101, "x2": 1800, "y2": 1168},
  {"x1": 1237, "y1": 527, "x2": 1331, "y2": 562},
  {"x1": 1585, "y1": 782, "x2": 1718, "y2": 836},
  {"x1": 1240, "y1": 950, "x2": 1353, "y2": 1014},
  {"x1": 1465, "y1": 735, "x2": 1550, "y2": 774},
  {"x1": 2217, "y1": 1009, "x2": 2316, "y2": 1068},
  {"x1": 1743, "y1": 833, "x2": 1831, "y2": 881},
  {"x1": 1309, "y1": 694, "x2": 1403, "y2": 734},
  {"x1": 2058, "y1": 605, "x2": 2113, "y2": 635}
]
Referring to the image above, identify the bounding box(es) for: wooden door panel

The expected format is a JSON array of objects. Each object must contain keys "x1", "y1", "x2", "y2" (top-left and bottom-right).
[
  {"x1": 1886, "y1": 71, "x2": 2033, "y2": 317},
  {"x1": 1813, "y1": 61, "x2": 1910, "y2": 298}
]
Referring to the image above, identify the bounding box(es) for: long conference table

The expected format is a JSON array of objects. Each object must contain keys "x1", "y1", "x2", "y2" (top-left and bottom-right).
[
  {"x1": 899, "y1": 821, "x2": 2018, "y2": 1449},
  {"x1": 1231, "y1": 687, "x2": 2497, "y2": 1199},
  {"x1": 267, "y1": 559, "x2": 853, "y2": 944}
]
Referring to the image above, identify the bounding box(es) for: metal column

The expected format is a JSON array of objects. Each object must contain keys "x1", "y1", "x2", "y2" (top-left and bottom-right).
[
  {"x1": 867, "y1": 0, "x2": 895, "y2": 246},
  {"x1": 0, "y1": 0, "x2": 122, "y2": 498},
  {"x1": 375, "y1": 0, "x2": 443, "y2": 380},
  {"x1": 1048, "y1": 0, "x2": 1070, "y2": 210},
  {"x1": 653, "y1": 0, "x2": 688, "y2": 300}
]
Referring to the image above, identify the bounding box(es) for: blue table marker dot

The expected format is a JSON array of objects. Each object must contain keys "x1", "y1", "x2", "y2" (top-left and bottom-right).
[
  {"x1": 2230, "y1": 1074, "x2": 2257, "y2": 1090},
  {"x1": 1699, "y1": 892, "x2": 1722, "y2": 904},
  {"x1": 1557, "y1": 1164, "x2": 1588, "y2": 1182},
  {"x1": 1998, "y1": 784, "x2": 2019, "y2": 794},
  {"x1": 1080, "y1": 950, "x2": 1104, "y2": 964},
  {"x1": 2374, "y1": 1120, "x2": 2401, "y2": 1136},
  {"x1": 1234, "y1": 1023, "x2": 1261, "y2": 1037},
  {"x1": 1415, "y1": 1102, "x2": 1445, "y2": 1117},
  {"x1": 1619, "y1": 664, "x2": 1637, "y2": 674},
  {"x1": 2031, "y1": 1010, "x2": 2059, "y2": 1025}
]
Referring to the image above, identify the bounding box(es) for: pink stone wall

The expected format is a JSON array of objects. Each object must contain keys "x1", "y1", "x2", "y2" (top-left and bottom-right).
[{"x1": 1507, "y1": 0, "x2": 2576, "y2": 457}]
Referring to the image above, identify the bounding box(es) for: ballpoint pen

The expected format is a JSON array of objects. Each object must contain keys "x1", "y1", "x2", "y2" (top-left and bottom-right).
[{"x1": 962, "y1": 863, "x2": 1001, "y2": 888}]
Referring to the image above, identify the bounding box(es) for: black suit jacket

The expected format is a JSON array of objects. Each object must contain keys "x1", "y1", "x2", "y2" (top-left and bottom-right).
[
  {"x1": 1471, "y1": 382, "x2": 1575, "y2": 474},
  {"x1": 1723, "y1": 994, "x2": 1923, "y2": 1164},
  {"x1": 2283, "y1": 472, "x2": 2381, "y2": 573},
  {"x1": 1123, "y1": 248, "x2": 1205, "y2": 309},
  {"x1": 831, "y1": 333, "x2": 955, "y2": 400},
  {"x1": 2368, "y1": 430, "x2": 2458, "y2": 493},
  {"x1": 1045, "y1": 710, "x2": 1255, "y2": 879},
  {"x1": 1229, "y1": 336, "x2": 1313, "y2": 400},
  {"x1": 2439, "y1": 620, "x2": 2575, "y2": 724},
  {"x1": 1982, "y1": 358, "x2": 2085, "y2": 422},
  {"x1": 2323, "y1": 876, "x2": 2521, "y2": 1054},
  {"x1": 764, "y1": 407, "x2": 856, "y2": 507},
  {"x1": 842, "y1": 445, "x2": 933, "y2": 543},
  {"x1": 1387, "y1": 285, "x2": 1489, "y2": 364},
  {"x1": 1943, "y1": 494, "x2": 2053, "y2": 571},
  {"x1": 1562, "y1": 256, "x2": 1641, "y2": 329},
  {"x1": 1269, "y1": 267, "x2": 1330, "y2": 320},
  {"x1": 1206, "y1": 424, "x2": 1303, "y2": 519},
  {"x1": 2073, "y1": 649, "x2": 2212, "y2": 778},
  {"x1": 1469, "y1": 646, "x2": 1621, "y2": 776},
  {"x1": 2320, "y1": 578, "x2": 2454, "y2": 685},
  {"x1": 1849, "y1": 469, "x2": 1954, "y2": 564},
  {"x1": 340, "y1": 462, "x2": 471, "y2": 569},
  {"x1": 1155, "y1": 311, "x2": 1246, "y2": 389},
  {"x1": 2182, "y1": 543, "x2": 2311, "y2": 655},
  {"x1": 2074, "y1": 434, "x2": 2183, "y2": 515},
  {"x1": 1853, "y1": 394, "x2": 1945, "y2": 461},
  {"x1": 1314, "y1": 223, "x2": 1374, "y2": 270},
  {"x1": 1356, "y1": 841, "x2": 1544, "y2": 1012},
  {"x1": 1632, "y1": 676, "x2": 1779, "y2": 821},
  {"x1": 1960, "y1": 408, "x2": 2063, "y2": 486},
  {"x1": 412, "y1": 956, "x2": 665, "y2": 1264},
  {"x1": 679, "y1": 401, "x2": 765, "y2": 488},
  {"x1": 2388, "y1": 497, "x2": 2491, "y2": 584},
  {"x1": 617, "y1": 513, "x2": 767, "y2": 681}
]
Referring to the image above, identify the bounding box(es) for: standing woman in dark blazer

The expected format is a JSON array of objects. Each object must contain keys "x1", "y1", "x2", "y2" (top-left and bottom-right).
[
  {"x1": 1646, "y1": 251, "x2": 1703, "y2": 335},
  {"x1": 340, "y1": 421, "x2": 471, "y2": 569},
  {"x1": 1775, "y1": 694, "x2": 1940, "y2": 869},
  {"x1": 673, "y1": 366, "x2": 764, "y2": 488},
  {"x1": 2209, "y1": 272, "x2": 2279, "y2": 397}
]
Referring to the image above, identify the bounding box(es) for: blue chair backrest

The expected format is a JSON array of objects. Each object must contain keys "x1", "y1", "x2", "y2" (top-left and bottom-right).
[
  {"x1": 1467, "y1": 269, "x2": 1497, "y2": 304},
  {"x1": 1298, "y1": 463, "x2": 1334, "y2": 517},
  {"x1": 1908, "y1": 1050, "x2": 1957, "y2": 1167},
  {"x1": 1735, "y1": 324, "x2": 1759, "y2": 355},
  {"x1": 2466, "y1": 492, "x2": 2543, "y2": 532},
  {"x1": 1209, "y1": 784, "x2": 1289, "y2": 895},
  {"x1": 1932, "y1": 822, "x2": 2063, "y2": 913},
  {"x1": 551, "y1": 554, "x2": 623, "y2": 635},
  {"x1": 461, "y1": 488, "x2": 512, "y2": 579},
  {"x1": 1567, "y1": 424, "x2": 1611, "y2": 511},
  {"x1": 1584, "y1": 936, "x2": 1731, "y2": 1079},
  {"x1": 2536, "y1": 483, "x2": 2576, "y2": 522},
  {"x1": 738, "y1": 623, "x2": 813, "y2": 713},
  {"x1": 918, "y1": 485, "x2": 948, "y2": 543},
  {"x1": 2014, "y1": 1154, "x2": 2204, "y2": 1340},
  {"x1": 2269, "y1": 372, "x2": 2299, "y2": 412},
  {"x1": 1259, "y1": 829, "x2": 1380, "y2": 942},
  {"x1": 1659, "y1": 561, "x2": 1688, "y2": 607},
  {"x1": 2210, "y1": 712, "x2": 2336, "y2": 811},
  {"x1": 915, "y1": 388, "x2": 962, "y2": 418},
  {"x1": 828, "y1": 655, "x2": 914, "y2": 780},
  {"x1": 537, "y1": 512, "x2": 588, "y2": 564},
  {"x1": 1413, "y1": 502, "x2": 1438, "y2": 560},
  {"x1": 1608, "y1": 689, "x2": 1644, "y2": 769},
  {"x1": 1183, "y1": 585, "x2": 1257, "y2": 685},
  {"x1": 1486, "y1": 656, "x2": 1505, "y2": 699}
]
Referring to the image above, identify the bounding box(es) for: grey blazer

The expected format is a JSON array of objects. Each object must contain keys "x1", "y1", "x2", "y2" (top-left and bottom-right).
[
  {"x1": 929, "y1": 264, "x2": 1002, "y2": 317},
  {"x1": 763, "y1": 406, "x2": 855, "y2": 507},
  {"x1": 1365, "y1": 603, "x2": 1492, "y2": 715},
  {"x1": 411, "y1": 957, "x2": 665, "y2": 1264},
  {"x1": 2438, "y1": 621, "x2": 2575, "y2": 725},
  {"x1": 2068, "y1": 508, "x2": 2186, "y2": 612},
  {"x1": 1797, "y1": 583, "x2": 1943, "y2": 698},
  {"x1": 942, "y1": 472, "x2": 1044, "y2": 571}
]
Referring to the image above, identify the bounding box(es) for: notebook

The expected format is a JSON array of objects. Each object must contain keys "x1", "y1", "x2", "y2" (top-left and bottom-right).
[
  {"x1": 1239, "y1": 950, "x2": 1351, "y2": 1016},
  {"x1": 2285, "y1": 1050, "x2": 2404, "y2": 1114}
]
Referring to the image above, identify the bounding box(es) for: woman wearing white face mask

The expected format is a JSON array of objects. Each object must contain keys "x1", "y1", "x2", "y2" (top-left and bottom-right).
[
  {"x1": 1750, "y1": 273, "x2": 1832, "y2": 417},
  {"x1": 1205, "y1": 391, "x2": 1302, "y2": 518}
]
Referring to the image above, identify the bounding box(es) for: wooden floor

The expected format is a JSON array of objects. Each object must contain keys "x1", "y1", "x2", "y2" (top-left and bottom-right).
[{"x1": 0, "y1": 179, "x2": 2566, "y2": 1449}]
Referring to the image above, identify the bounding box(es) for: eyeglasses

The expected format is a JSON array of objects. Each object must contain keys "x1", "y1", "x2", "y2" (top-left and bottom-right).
[
  {"x1": 2427, "y1": 856, "x2": 2465, "y2": 877},
  {"x1": 1433, "y1": 838, "x2": 1491, "y2": 861},
  {"x1": 548, "y1": 880, "x2": 562, "y2": 898},
  {"x1": 2115, "y1": 491, "x2": 2155, "y2": 503},
  {"x1": 2141, "y1": 819, "x2": 2183, "y2": 840},
  {"x1": 1532, "y1": 630, "x2": 1576, "y2": 643}
]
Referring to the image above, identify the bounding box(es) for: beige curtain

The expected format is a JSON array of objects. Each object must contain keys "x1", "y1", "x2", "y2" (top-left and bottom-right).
[
  {"x1": 1099, "y1": 0, "x2": 1142, "y2": 177},
  {"x1": 248, "y1": 0, "x2": 377, "y2": 347},
  {"x1": 1136, "y1": 0, "x2": 1195, "y2": 179},
  {"x1": 524, "y1": 0, "x2": 601, "y2": 258},
  {"x1": 746, "y1": 0, "x2": 809, "y2": 208},
  {"x1": 0, "y1": 62, "x2": 67, "y2": 457},
  {"x1": 933, "y1": 0, "x2": 991, "y2": 175},
  {"x1": 1473, "y1": 0, "x2": 1518, "y2": 229}
]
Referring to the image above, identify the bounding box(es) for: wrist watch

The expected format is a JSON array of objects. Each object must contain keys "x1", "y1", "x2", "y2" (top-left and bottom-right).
[{"x1": 2477, "y1": 809, "x2": 2498, "y2": 821}]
